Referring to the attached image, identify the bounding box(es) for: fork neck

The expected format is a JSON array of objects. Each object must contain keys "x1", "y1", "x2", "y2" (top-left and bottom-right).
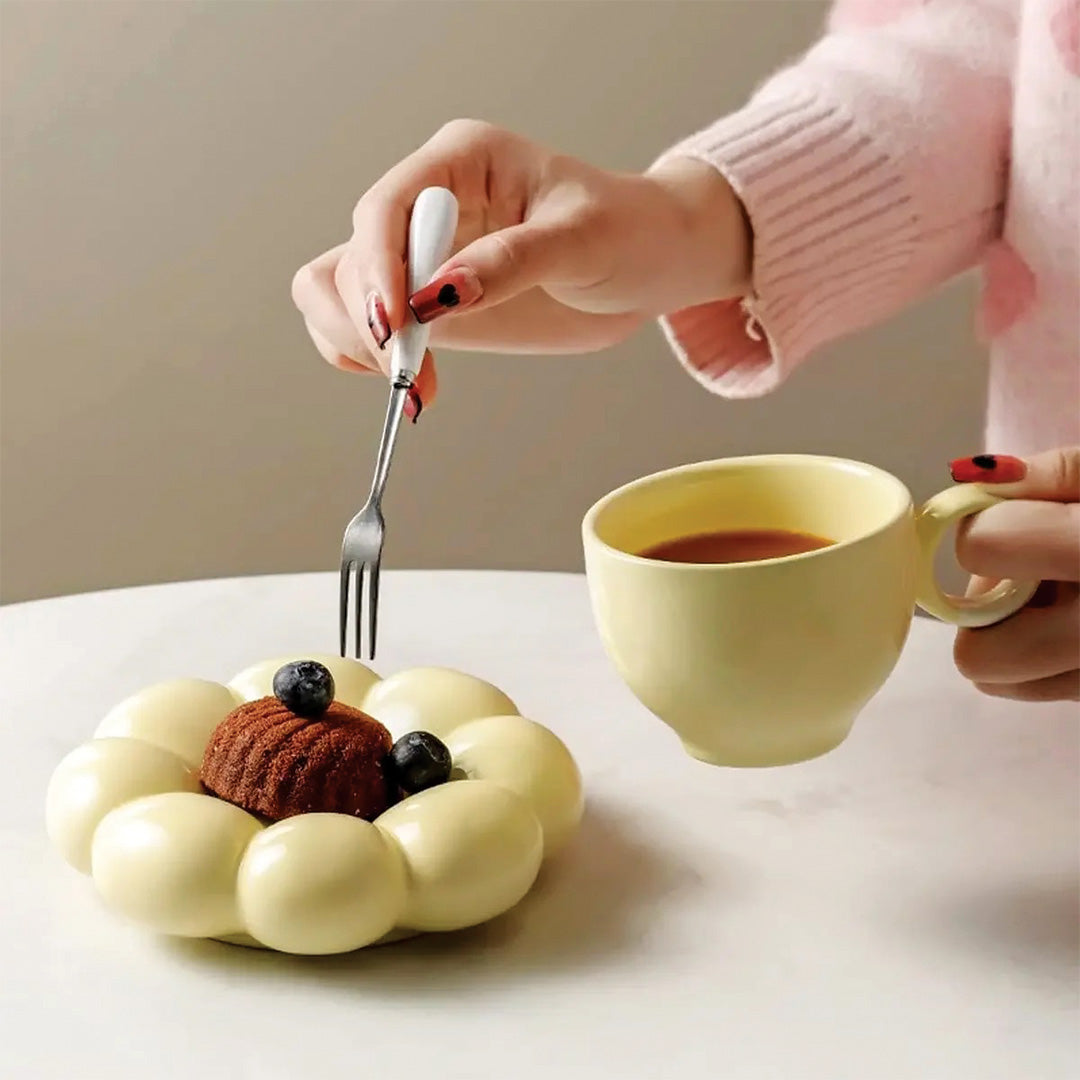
[{"x1": 367, "y1": 376, "x2": 412, "y2": 504}]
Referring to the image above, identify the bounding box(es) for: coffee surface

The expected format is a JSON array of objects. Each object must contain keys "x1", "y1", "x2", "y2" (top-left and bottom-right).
[{"x1": 639, "y1": 528, "x2": 835, "y2": 564}]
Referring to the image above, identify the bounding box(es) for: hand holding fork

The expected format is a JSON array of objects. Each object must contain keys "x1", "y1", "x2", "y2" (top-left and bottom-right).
[{"x1": 339, "y1": 187, "x2": 459, "y2": 661}]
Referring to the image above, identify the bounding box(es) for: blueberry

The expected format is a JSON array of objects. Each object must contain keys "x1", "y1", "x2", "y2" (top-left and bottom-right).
[
  {"x1": 272, "y1": 660, "x2": 335, "y2": 717},
  {"x1": 386, "y1": 731, "x2": 452, "y2": 794}
]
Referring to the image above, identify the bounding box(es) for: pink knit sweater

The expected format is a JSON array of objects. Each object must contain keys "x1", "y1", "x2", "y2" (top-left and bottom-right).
[{"x1": 659, "y1": 0, "x2": 1078, "y2": 455}]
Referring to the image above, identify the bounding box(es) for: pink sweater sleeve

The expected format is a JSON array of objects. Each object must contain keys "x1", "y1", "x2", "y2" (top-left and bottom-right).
[{"x1": 656, "y1": 0, "x2": 1016, "y2": 398}]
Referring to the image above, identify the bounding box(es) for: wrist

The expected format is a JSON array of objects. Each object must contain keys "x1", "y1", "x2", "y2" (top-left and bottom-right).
[{"x1": 647, "y1": 157, "x2": 752, "y2": 306}]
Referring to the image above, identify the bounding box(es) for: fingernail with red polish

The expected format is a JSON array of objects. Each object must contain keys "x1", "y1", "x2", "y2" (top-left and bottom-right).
[
  {"x1": 949, "y1": 454, "x2": 1027, "y2": 484},
  {"x1": 408, "y1": 267, "x2": 482, "y2": 324},
  {"x1": 1027, "y1": 581, "x2": 1058, "y2": 608},
  {"x1": 404, "y1": 388, "x2": 423, "y2": 424},
  {"x1": 366, "y1": 292, "x2": 390, "y2": 350}
]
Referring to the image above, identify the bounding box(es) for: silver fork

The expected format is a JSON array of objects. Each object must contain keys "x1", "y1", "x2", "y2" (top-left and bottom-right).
[{"x1": 339, "y1": 186, "x2": 459, "y2": 661}]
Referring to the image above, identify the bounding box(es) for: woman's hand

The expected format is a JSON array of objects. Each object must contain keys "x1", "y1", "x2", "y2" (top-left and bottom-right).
[
  {"x1": 291, "y1": 120, "x2": 750, "y2": 408},
  {"x1": 951, "y1": 447, "x2": 1080, "y2": 702}
]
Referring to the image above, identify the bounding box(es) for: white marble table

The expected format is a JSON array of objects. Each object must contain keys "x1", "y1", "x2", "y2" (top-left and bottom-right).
[{"x1": 2, "y1": 571, "x2": 1077, "y2": 1080}]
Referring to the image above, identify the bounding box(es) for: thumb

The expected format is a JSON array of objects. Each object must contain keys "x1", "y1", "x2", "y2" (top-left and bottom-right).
[
  {"x1": 408, "y1": 220, "x2": 589, "y2": 323},
  {"x1": 950, "y1": 447, "x2": 1080, "y2": 502}
]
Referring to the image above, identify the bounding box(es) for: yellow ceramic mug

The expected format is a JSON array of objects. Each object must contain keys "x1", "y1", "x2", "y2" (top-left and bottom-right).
[{"x1": 582, "y1": 455, "x2": 1037, "y2": 767}]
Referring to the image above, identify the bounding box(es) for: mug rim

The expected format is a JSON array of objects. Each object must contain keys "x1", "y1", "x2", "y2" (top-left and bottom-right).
[{"x1": 582, "y1": 454, "x2": 914, "y2": 570}]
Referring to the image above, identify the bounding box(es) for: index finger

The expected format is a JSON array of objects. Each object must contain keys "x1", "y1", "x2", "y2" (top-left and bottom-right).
[
  {"x1": 343, "y1": 122, "x2": 498, "y2": 332},
  {"x1": 952, "y1": 447, "x2": 1080, "y2": 502}
]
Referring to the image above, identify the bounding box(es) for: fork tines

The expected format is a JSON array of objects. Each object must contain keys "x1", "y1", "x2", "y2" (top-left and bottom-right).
[{"x1": 339, "y1": 555, "x2": 381, "y2": 662}]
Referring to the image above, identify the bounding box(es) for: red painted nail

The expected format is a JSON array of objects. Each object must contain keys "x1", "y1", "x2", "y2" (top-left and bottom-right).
[
  {"x1": 366, "y1": 292, "x2": 390, "y2": 350},
  {"x1": 404, "y1": 388, "x2": 423, "y2": 423},
  {"x1": 408, "y1": 267, "x2": 482, "y2": 324},
  {"x1": 949, "y1": 454, "x2": 1027, "y2": 484}
]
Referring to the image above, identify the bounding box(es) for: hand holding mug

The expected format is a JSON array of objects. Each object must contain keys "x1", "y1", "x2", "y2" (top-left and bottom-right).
[
  {"x1": 947, "y1": 448, "x2": 1079, "y2": 703},
  {"x1": 582, "y1": 454, "x2": 1046, "y2": 768}
]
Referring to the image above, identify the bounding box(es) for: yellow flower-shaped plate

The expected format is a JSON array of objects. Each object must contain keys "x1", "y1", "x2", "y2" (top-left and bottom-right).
[{"x1": 45, "y1": 655, "x2": 584, "y2": 955}]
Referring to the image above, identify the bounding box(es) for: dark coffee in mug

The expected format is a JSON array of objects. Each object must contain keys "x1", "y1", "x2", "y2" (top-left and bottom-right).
[{"x1": 638, "y1": 528, "x2": 835, "y2": 565}]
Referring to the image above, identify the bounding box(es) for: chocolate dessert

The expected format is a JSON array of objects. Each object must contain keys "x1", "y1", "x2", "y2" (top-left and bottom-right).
[{"x1": 201, "y1": 661, "x2": 396, "y2": 822}]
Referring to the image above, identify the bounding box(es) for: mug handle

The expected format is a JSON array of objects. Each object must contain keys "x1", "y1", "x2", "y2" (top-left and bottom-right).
[{"x1": 915, "y1": 484, "x2": 1039, "y2": 628}]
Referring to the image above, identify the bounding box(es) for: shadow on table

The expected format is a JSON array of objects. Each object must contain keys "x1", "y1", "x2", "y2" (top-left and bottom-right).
[
  {"x1": 897, "y1": 872, "x2": 1079, "y2": 984},
  {"x1": 160, "y1": 801, "x2": 716, "y2": 996}
]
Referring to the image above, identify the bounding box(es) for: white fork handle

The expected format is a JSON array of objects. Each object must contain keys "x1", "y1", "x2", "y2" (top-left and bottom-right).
[{"x1": 390, "y1": 187, "x2": 459, "y2": 383}]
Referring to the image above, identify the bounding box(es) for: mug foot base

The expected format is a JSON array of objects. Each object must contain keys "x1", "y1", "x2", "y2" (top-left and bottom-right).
[{"x1": 681, "y1": 728, "x2": 850, "y2": 768}]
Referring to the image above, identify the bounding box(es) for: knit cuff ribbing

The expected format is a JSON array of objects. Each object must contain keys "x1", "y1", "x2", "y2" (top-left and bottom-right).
[{"x1": 656, "y1": 84, "x2": 921, "y2": 398}]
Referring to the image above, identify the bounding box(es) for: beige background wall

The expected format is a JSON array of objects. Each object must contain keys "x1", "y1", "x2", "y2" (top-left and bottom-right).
[{"x1": 1, "y1": 0, "x2": 984, "y2": 603}]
